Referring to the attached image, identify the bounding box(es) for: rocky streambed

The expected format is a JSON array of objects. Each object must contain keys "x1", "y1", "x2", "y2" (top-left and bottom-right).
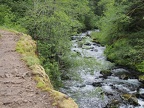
[{"x1": 60, "y1": 30, "x2": 144, "y2": 108}]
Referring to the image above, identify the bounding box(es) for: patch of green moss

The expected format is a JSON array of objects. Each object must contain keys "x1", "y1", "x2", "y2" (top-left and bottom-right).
[
  {"x1": 22, "y1": 56, "x2": 40, "y2": 67},
  {"x1": 16, "y1": 34, "x2": 40, "y2": 67},
  {"x1": 37, "y1": 81, "x2": 46, "y2": 88},
  {"x1": 136, "y1": 61, "x2": 144, "y2": 72},
  {"x1": 16, "y1": 35, "x2": 36, "y2": 54}
]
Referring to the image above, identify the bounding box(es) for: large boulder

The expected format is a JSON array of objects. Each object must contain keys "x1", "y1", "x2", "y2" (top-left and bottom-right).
[{"x1": 121, "y1": 94, "x2": 139, "y2": 106}]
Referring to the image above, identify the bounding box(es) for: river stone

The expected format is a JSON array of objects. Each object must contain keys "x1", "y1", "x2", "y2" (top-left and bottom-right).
[
  {"x1": 100, "y1": 70, "x2": 112, "y2": 77},
  {"x1": 76, "y1": 84, "x2": 86, "y2": 88},
  {"x1": 111, "y1": 99, "x2": 120, "y2": 104},
  {"x1": 121, "y1": 94, "x2": 132, "y2": 100},
  {"x1": 105, "y1": 104, "x2": 119, "y2": 108},
  {"x1": 105, "y1": 99, "x2": 120, "y2": 108},
  {"x1": 93, "y1": 43, "x2": 97, "y2": 46},
  {"x1": 121, "y1": 94, "x2": 139, "y2": 106},
  {"x1": 91, "y1": 48, "x2": 98, "y2": 52},
  {"x1": 129, "y1": 97, "x2": 139, "y2": 106},
  {"x1": 92, "y1": 82, "x2": 102, "y2": 87},
  {"x1": 92, "y1": 38, "x2": 101, "y2": 44},
  {"x1": 138, "y1": 75, "x2": 144, "y2": 83},
  {"x1": 71, "y1": 36, "x2": 77, "y2": 40},
  {"x1": 119, "y1": 74, "x2": 129, "y2": 80},
  {"x1": 84, "y1": 43, "x2": 91, "y2": 46}
]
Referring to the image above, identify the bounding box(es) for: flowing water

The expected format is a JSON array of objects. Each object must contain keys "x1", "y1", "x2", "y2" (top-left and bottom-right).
[{"x1": 60, "y1": 30, "x2": 144, "y2": 108}]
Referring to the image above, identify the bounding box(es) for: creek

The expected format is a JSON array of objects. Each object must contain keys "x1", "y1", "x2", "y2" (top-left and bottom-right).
[{"x1": 60, "y1": 30, "x2": 144, "y2": 108}]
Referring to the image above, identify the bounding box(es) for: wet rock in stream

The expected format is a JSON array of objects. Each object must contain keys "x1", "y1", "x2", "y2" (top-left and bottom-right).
[
  {"x1": 121, "y1": 94, "x2": 139, "y2": 106},
  {"x1": 84, "y1": 43, "x2": 91, "y2": 46},
  {"x1": 92, "y1": 82, "x2": 102, "y2": 87},
  {"x1": 100, "y1": 70, "x2": 112, "y2": 77},
  {"x1": 71, "y1": 36, "x2": 77, "y2": 40},
  {"x1": 61, "y1": 74, "x2": 71, "y2": 80},
  {"x1": 138, "y1": 75, "x2": 144, "y2": 83},
  {"x1": 104, "y1": 99, "x2": 120, "y2": 108},
  {"x1": 111, "y1": 68, "x2": 138, "y2": 80},
  {"x1": 76, "y1": 84, "x2": 86, "y2": 88}
]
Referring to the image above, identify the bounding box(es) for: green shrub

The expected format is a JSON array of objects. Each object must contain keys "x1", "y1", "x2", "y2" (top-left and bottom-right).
[{"x1": 136, "y1": 61, "x2": 144, "y2": 72}]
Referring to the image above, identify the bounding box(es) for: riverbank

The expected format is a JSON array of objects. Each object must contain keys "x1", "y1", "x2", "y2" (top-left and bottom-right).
[{"x1": 0, "y1": 29, "x2": 78, "y2": 108}]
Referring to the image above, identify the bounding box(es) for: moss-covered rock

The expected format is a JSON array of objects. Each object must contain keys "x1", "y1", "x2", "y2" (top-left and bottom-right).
[
  {"x1": 121, "y1": 94, "x2": 139, "y2": 106},
  {"x1": 121, "y1": 94, "x2": 132, "y2": 100},
  {"x1": 106, "y1": 99, "x2": 120, "y2": 108},
  {"x1": 100, "y1": 70, "x2": 112, "y2": 76},
  {"x1": 138, "y1": 75, "x2": 144, "y2": 83}
]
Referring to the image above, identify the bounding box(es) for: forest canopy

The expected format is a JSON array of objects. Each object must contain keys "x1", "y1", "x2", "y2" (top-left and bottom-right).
[{"x1": 0, "y1": 0, "x2": 144, "y2": 87}]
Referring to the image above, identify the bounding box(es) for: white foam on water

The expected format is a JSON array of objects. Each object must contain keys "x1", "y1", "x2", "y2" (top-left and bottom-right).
[
  {"x1": 139, "y1": 88, "x2": 144, "y2": 94},
  {"x1": 137, "y1": 99, "x2": 144, "y2": 108},
  {"x1": 102, "y1": 85, "x2": 114, "y2": 93},
  {"x1": 81, "y1": 85, "x2": 95, "y2": 91}
]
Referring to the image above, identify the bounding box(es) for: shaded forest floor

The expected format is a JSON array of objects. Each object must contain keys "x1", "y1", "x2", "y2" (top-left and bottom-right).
[{"x1": 0, "y1": 29, "x2": 57, "y2": 108}]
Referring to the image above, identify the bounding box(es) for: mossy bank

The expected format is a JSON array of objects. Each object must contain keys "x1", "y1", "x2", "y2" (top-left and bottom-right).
[{"x1": 15, "y1": 30, "x2": 78, "y2": 108}]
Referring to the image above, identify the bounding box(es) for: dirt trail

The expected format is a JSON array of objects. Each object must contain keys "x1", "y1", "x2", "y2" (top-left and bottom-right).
[{"x1": 0, "y1": 30, "x2": 57, "y2": 108}]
